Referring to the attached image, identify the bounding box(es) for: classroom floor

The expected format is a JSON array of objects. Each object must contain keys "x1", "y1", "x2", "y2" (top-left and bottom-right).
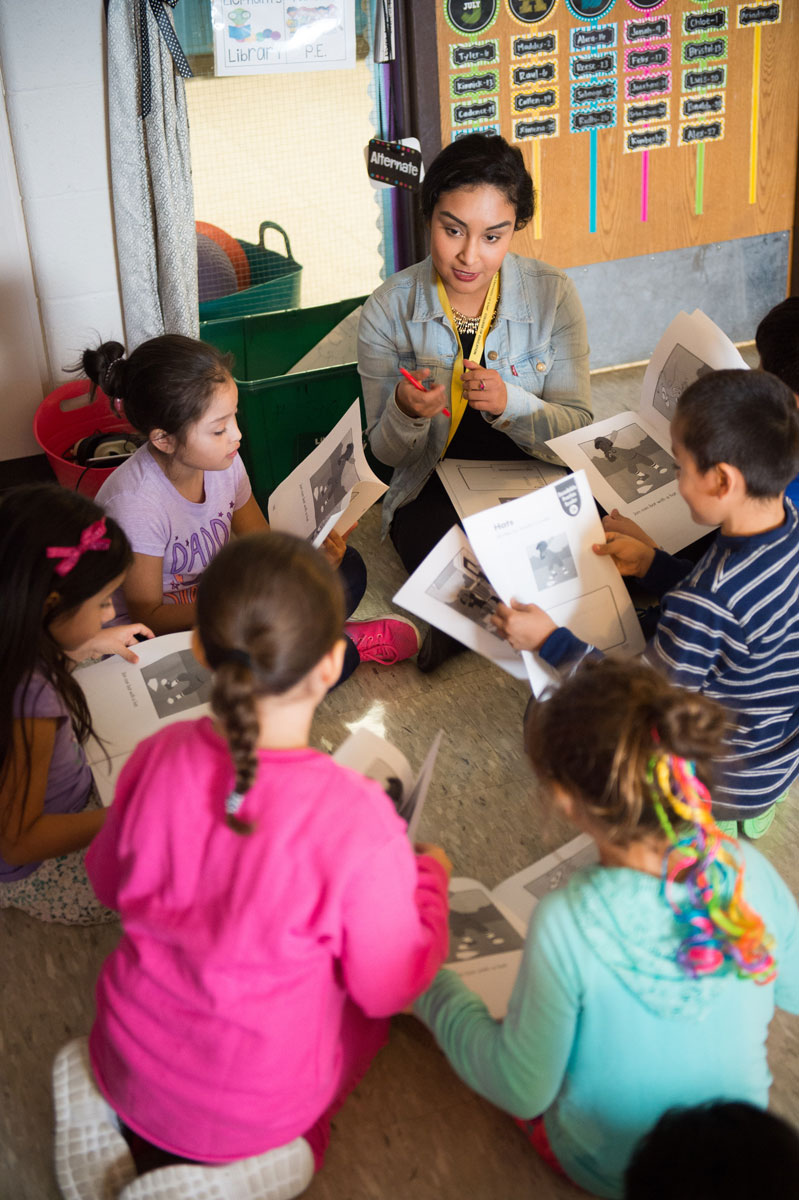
[{"x1": 4, "y1": 351, "x2": 799, "y2": 1200}]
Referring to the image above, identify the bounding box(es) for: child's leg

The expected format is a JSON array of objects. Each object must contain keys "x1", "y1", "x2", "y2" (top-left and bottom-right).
[
  {"x1": 338, "y1": 545, "x2": 367, "y2": 617},
  {"x1": 303, "y1": 1005, "x2": 390, "y2": 1171},
  {"x1": 0, "y1": 792, "x2": 115, "y2": 926},
  {"x1": 515, "y1": 1116, "x2": 585, "y2": 1189}
]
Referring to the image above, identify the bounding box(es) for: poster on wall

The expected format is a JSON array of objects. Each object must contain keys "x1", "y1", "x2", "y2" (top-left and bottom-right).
[{"x1": 211, "y1": 0, "x2": 356, "y2": 75}]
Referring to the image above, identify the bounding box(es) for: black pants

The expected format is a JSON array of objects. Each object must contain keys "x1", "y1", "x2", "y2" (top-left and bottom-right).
[{"x1": 389, "y1": 473, "x2": 462, "y2": 575}]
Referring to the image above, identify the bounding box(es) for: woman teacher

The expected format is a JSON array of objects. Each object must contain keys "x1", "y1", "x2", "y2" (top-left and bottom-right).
[{"x1": 358, "y1": 133, "x2": 592, "y2": 669}]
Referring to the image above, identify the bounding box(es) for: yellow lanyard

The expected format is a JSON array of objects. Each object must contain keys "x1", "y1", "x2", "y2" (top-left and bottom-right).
[{"x1": 436, "y1": 271, "x2": 500, "y2": 456}]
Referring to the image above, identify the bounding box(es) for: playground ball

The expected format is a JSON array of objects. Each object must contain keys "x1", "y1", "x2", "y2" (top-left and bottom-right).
[
  {"x1": 195, "y1": 220, "x2": 251, "y2": 291},
  {"x1": 197, "y1": 233, "x2": 238, "y2": 302}
]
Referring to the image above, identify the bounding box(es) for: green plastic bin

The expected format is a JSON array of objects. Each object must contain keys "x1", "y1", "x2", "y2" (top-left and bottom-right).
[
  {"x1": 200, "y1": 296, "x2": 381, "y2": 506},
  {"x1": 198, "y1": 222, "x2": 303, "y2": 322}
]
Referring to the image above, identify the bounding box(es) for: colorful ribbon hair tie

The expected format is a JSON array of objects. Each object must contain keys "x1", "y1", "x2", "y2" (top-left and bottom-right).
[
  {"x1": 649, "y1": 751, "x2": 776, "y2": 987},
  {"x1": 46, "y1": 518, "x2": 111, "y2": 578}
]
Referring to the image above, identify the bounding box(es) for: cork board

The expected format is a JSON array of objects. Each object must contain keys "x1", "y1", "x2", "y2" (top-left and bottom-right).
[{"x1": 435, "y1": 2, "x2": 798, "y2": 269}]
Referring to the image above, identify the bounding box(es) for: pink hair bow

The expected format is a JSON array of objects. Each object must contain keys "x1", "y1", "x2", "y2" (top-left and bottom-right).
[{"x1": 46, "y1": 518, "x2": 111, "y2": 577}]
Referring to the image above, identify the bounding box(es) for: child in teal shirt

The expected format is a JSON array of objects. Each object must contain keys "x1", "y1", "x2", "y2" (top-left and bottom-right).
[{"x1": 414, "y1": 659, "x2": 799, "y2": 1198}]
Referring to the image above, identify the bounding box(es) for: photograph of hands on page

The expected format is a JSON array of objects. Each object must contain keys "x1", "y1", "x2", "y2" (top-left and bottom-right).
[
  {"x1": 435, "y1": 458, "x2": 566, "y2": 520},
  {"x1": 445, "y1": 834, "x2": 597, "y2": 1019},
  {"x1": 267, "y1": 400, "x2": 387, "y2": 547},
  {"x1": 394, "y1": 471, "x2": 644, "y2": 695},
  {"x1": 332, "y1": 727, "x2": 442, "y2": 843},
  {"x1": 546, "y1": 310, "x2": 749, "y2": 554}
]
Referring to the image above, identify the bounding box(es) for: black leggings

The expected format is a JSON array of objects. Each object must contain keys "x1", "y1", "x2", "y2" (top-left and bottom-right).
[{"x1": 389, "y1": 473, "x2": 462, "y2": 575}]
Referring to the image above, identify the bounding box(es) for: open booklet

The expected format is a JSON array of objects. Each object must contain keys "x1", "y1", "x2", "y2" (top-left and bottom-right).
[
  {"x1": 78, "y1": 633, "x2": 440, "y2": 823},
  {"x1": 77, "y1": 632, "x2": 214, "y2": 806},
  {"x1": 394, "y1": 470, "x2": 644, "y2": 695},
  {"x1": 332, "y1": 727, "x2": 442, "y2": 842},
  {"x1": 445, "y1": 834, "x2": 597, "y2": 1019},
  {"x1": 435, "y1": 458, "x2": 566, "y2": 520},
  {"x1": 267, "y1": 399, "x2": 387, "y2": 547},
  {"x1": 546, "y1": 310, "x2": 748, "y2": 554}
]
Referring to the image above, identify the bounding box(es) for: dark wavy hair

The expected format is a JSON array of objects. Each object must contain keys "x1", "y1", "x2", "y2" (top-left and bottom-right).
[
  {"x1": 81, "y1": 334, "x2": 233, "y2": 443},
  {"x1": 196, "y1": 532, "x2": 345, "y2": 835},
  {"x1": 421, "y1": 133, "x2": 535, "y2": 230},
  {"x1": 0, "y1": 485, "x2": 132, "y2": 839},
  {"x1": 755, "y1": 296, "x2": 799, "y2": 395},
  {"x1": 675, "y1": 368, "x2": 799, "y2": 498}
]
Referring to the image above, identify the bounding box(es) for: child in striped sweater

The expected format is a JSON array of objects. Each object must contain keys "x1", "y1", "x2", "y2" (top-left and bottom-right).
[{"x1": 493, "y1": 369, "x2": 799, "y2": 839}]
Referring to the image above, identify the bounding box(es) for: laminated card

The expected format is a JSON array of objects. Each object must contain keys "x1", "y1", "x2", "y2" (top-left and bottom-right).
[
  {"x1": 463, "y1": 471, "x2": 645, "y2": 694},
  {"x1": 332, "y1": 727, "x2": 442, "y2": 843},
  {"x1": 435, "y1": 457, "x2": 566, "y2": 520},
  {"x1": 546, "y1": 310, "x2": 748, "y2": 554},
  {"x1": 268, "y1": 400, "x2": 387, "y2": 547}
]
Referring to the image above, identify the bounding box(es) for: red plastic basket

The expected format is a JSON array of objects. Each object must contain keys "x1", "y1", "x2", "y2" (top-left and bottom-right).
[{"x1": 33, "y1": 381, "x2": 136, "y2": 497}]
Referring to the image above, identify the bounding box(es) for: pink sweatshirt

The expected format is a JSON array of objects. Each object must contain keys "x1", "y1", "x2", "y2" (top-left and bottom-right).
[{"x1": 86, "y1": 718, "x2": 449, "y2": 1163}]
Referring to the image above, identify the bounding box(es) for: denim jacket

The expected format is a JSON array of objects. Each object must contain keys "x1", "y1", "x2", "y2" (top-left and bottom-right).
[{"x1": 358, "y1": 253, "x2": 592, "y2": 533}]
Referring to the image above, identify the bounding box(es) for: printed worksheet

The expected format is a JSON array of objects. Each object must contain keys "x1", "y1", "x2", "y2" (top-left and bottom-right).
[
  {"x1": 445, "y1": 834, "x2": 598, "y2": 1018},
  {"x1": 463, "y1": 471, "x2": 645, "y2": 694},
  {"x1": 77, "y1": 632, "x2": 212, "y2": 805},
  {"x1": 332, "y1": 727, "x2": 442, "y2": 842},
  {"x1": 268, "y1": 400, "x2": 387, "y2": 547},
  {"x1": 546, "y1": 310, "x2": 748, "y2": 553},
  {"x1": 436, "y1": 458, "x2": 566, "y2": 520},
  {"x1": 393, "y1": 524, "x2": 531, "y2": 682}
]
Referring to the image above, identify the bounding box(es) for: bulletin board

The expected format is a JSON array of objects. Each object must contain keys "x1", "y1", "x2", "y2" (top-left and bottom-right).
[{"x1": 434, "y1": 1, "x2": 798, "y2": 269}]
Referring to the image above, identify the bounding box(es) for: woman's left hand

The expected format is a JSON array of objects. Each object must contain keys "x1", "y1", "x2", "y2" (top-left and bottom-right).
[
  {"x1": 71, "y1": 623, "x2": 155, "y2": 665},
  {"x1": 462, "y1": 359, "x2": 507, "y2": 417}
]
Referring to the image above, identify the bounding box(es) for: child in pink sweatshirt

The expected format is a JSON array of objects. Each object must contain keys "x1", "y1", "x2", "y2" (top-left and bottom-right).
[{"x1": 86, "y1": 532, "x2": 450, "y2": 1176}]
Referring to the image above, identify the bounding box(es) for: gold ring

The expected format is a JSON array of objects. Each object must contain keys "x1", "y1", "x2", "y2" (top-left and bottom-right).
[{"x1": 478, "y1": 380, "x2": 486, "y2": 391}]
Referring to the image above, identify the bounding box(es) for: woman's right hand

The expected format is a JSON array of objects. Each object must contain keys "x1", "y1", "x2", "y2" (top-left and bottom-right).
[{"x1": 395, "y1": 369, "x2": 449, "y2": 420}]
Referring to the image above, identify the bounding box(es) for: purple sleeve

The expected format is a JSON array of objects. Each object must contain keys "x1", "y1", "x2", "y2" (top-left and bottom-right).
[
  {"x1": 101, "y1": 491, "x2": 170, "y2": 559},
  {"x1": 232, "y1": 455, "x2": 252, "y2": 510},
  {"x1": 13, "y1": 675, "x2": 66, "y2": 721}
]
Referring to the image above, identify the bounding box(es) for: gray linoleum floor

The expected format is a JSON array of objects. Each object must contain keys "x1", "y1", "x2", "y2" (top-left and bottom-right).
[{"x1": 5, "y1": 350, "x2": 799, "y2": 1200}]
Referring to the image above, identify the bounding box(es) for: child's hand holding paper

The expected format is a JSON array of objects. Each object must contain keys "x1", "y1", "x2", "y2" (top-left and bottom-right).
[
  {"x1": 492, "y1": 599, "x2": 557, "y2": 653},
  {"x1": 592, "y1": 532, "x2": 655, "y2": 578}
]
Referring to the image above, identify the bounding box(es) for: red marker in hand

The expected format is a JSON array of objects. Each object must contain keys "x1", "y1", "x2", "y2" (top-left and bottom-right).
[{"x1": 399, "y1": 368, "x2": 450, "y2": 418}]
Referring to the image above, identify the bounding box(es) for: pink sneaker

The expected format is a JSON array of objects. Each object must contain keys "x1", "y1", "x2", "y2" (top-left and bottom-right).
[{"x1": 345, "y1": 616, "x2": 421, "y2": 665}]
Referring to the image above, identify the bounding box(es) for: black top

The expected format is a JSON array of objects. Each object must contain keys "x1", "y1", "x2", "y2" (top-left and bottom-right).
[{"x1": 444, "y1": 335, "x2": 527, "y2": 461}]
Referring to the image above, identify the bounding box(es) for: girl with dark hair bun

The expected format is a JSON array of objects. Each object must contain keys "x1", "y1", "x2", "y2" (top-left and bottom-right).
[
  {"x1": 84, "y1": 532, "x2": 450, "y2": 1181},
  {"x1": 83, "y1": 334, "x2": 422, "y2": 681},
  {"x1": 0, "y1": 484, "x2": 152, "y2": 924},
  {"x1": 358, "y1": 132, "x2": 593, "y2": 670},
  {"x1": 414, "y1": 658, "x2": 799, "y2": 1198}
]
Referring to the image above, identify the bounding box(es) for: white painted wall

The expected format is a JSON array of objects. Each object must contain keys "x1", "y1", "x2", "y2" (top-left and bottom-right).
[{"x1": 0, "y1": 2, "x2": 123, "y2": 462}]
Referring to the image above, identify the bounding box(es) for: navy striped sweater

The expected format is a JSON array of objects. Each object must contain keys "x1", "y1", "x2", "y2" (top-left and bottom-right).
[{"x1": 540, "y1": 502, "x2": 799, "y2": 817}]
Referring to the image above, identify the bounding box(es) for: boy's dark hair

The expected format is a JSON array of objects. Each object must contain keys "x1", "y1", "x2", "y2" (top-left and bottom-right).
[
  {"x1": 82, "y1": 335, "x2": 233, "y2": 443},
  {"x1": 421, "y1": 133, "x2": 535, "y2": 230},
  {"x1": 625, "y1": 1101, "x2": 799, "y2": 1199},
  {"x1": 675, "y1": 369, "x2": 799, "y2": 497},
  {"x1": 755, "y1": 296, "x2": 799, "y2": 395},
  {"x1": 0, "y1": 485, "x2": 132, "y2": 839},
  {"x1": 196, "y1": 533, "x2": 345, "y2": 834}
]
